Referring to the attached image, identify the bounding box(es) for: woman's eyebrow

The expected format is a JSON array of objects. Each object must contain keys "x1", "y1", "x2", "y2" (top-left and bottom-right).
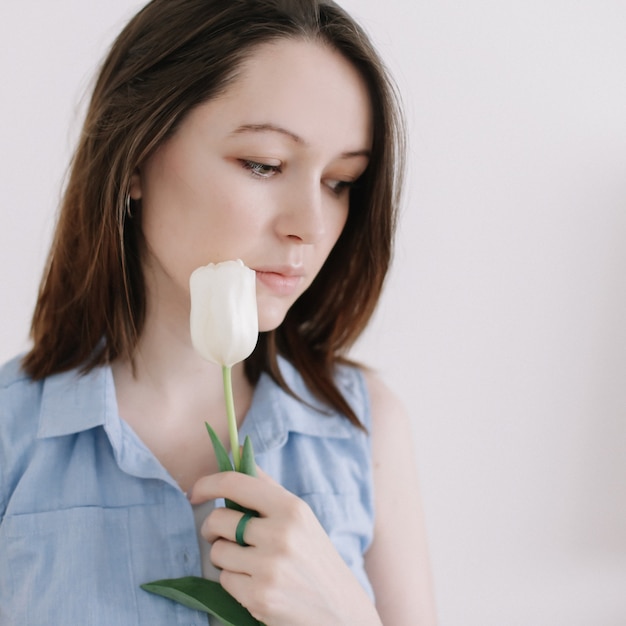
[
  {"x1": 340, "y1": 148, "x2": 371, "y2": 159},
  {"x1": 230, "y1": 123, "x2": 305, "y2": 144},
  {"x1": 230, "y1": 123, "x2": 371, "y2": 159}
]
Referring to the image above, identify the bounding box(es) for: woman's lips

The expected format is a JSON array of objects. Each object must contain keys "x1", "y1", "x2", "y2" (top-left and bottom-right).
[{"x1": 254, "y1": 269, "x2": 303, "y2": 296}]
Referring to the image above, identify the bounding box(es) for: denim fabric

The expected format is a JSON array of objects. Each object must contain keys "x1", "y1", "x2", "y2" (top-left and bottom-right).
[{"x1": 0, "y1": 354, "x2": 374, "y2": 625}]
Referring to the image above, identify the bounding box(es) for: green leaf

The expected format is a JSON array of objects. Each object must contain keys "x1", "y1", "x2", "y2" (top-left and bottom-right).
[
  {"x1": 141, "y1": 576, "x2": 263, "y2": 626},
  {"x1": 224, "y1": 499, "x2": 247, "y2": 513},
  {"x1": 226, "y1": 436, "x2": 259, "y2": 513},
  {"x1": 205, "y1": 422, "x2": 258, "y2": 513},
  {"x1": 239, "y1": 436, "x2": 257, "y2": 477},
  {"x1": 205, "y1": 421, "x2": 234, "y2": 472}
]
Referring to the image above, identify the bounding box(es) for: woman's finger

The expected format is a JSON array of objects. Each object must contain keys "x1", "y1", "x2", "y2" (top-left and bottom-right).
[
  {"x1": 218, "y1": 570, "x2": 258, "y2": 617},
  {"x1": 210, "y1": 537, "x2": 254, "y2": 574},
  {"x1": 189, "y1": 470, "x2": 291, "y2": 514},
  {"x1": 202, "y1": 506, "x2": 259, "y2": 547}
]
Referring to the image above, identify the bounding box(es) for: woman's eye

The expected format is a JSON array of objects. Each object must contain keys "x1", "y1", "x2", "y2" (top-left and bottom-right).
[
  {"x1": 240, "y1": 159, "x2": 281, "y2": 178},
  {"x1": 326, "y1": 179, "x2": 355, "y2": 196}
]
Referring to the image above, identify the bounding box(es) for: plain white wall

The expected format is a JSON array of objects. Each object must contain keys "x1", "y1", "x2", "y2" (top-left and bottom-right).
[{"x1": 2, "y1": 1, "x2": 626, "y2": 624}]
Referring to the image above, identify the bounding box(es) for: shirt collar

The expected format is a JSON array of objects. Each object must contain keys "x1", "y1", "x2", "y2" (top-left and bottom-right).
[
  {"x1": 35, "y1": 357, "x2": 355, "y2": 450},
  {"x1": 35, "y1": 362, "x2": 176, "y2": 487},
  {"x1": 240, "y1": 357, "x2": 354, "y2": 455},
  {"x1": 37, "y1": 365, "x2": 113, "y2": 439}
]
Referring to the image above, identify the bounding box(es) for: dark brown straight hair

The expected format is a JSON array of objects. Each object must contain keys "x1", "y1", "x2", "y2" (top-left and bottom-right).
[{"x1": 23, "y1": 0, "x2": 405, "y2": 428}]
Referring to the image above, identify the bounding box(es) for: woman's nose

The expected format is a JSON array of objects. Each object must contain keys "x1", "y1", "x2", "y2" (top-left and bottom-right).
[{"x1": 275, "y1": 180, "x2": 326, "y2": 244}]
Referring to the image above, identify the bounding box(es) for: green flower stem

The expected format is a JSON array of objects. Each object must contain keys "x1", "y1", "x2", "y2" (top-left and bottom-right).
[{"x1": 222, "y1": 365, "x2": 241, "y2": 471}]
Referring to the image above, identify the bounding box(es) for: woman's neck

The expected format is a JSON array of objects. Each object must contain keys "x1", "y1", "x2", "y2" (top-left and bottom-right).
[{"x1": 109, "y1": 303, "x2": 254, "y2": 491}]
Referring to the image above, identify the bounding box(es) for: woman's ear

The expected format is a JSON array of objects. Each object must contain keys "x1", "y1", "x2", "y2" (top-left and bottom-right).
[{"x1": 129, "y1": 170, "x2": 142, "y2": 200}]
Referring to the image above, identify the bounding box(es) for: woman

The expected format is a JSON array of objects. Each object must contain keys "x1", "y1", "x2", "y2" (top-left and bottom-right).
[{"x1": 0, "y1": 0, "x2": 436, "y2": 624}]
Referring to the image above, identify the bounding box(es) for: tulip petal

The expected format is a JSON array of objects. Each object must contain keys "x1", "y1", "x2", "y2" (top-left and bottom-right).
[{"x1": 189, "y1": 260, "x2": 258, "y2": 367}]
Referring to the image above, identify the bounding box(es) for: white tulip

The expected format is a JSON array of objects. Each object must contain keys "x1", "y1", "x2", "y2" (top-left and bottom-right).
[{"x1": 189, "y1": 260, "x2": 258, "y2": 367}]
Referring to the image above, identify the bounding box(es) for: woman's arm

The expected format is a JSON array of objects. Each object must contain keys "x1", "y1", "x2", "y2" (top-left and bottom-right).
[{"x1": 363, "y1": 370, "x2": 438, "y2": 625}]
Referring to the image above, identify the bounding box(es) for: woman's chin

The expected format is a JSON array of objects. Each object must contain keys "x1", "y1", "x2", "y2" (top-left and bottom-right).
[{"x1": 257, "y1": 306, "x2": 290, "y2": 334}]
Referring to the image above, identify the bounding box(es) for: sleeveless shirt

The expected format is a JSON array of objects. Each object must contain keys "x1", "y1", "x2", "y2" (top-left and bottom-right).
[{"x1": 0, "y1": 354, "x2": 374, "y2": 625}]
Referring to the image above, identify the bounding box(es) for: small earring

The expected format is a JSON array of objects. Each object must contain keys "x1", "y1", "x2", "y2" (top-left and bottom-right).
[{"x1": 125, "y1": 194, "x2": 133, "y2": 219}]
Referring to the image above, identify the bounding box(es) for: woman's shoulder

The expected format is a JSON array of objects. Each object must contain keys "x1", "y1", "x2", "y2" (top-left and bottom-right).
[
  {"x1": 0, "y1": 354, "x2": 45, "y2": 417},
  {"x1": 0, "y1": 354, "x2": 44, "y2": 419},
  {"x1": 360, "y1": 367, "x2": 414, "y2": 444},
  {"x1": 337, "y1": 362, "x2": 410, "y2": 434},
  {"x1": 0, "y1": 353, "x2": 32, "y2": 387},
  {"x1": 0, "y1": 356, "x2": 46, "y2": 495},
  {"x1": 360, "y1": 368, "x2": 408, "y2": 417}
]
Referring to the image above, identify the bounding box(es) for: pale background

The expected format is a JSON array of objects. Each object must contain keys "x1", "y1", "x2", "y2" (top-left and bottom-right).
[{"x1": 1, "y1": 1, "x2": 625, "y2": 625}]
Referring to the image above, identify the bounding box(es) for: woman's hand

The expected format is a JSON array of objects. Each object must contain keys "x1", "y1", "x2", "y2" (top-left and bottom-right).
[{"x1": 189, "y1": 468, "x2": 382, "y2": 626}]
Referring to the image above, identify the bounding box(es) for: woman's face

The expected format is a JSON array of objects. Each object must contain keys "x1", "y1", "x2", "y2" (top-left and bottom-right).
[{"x1": 131, "y1": 38, "x2": 372, "y2": 332}]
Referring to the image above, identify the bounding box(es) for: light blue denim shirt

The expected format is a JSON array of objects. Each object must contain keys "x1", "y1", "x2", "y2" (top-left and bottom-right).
[{"x1": 0, "y1": 354, "x2": 374, "y2": 625}]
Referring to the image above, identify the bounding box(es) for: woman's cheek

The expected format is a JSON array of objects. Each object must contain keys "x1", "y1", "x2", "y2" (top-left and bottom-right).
[{"x1": 255, "y1": 293, "x2": 294, "y2": 332}]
